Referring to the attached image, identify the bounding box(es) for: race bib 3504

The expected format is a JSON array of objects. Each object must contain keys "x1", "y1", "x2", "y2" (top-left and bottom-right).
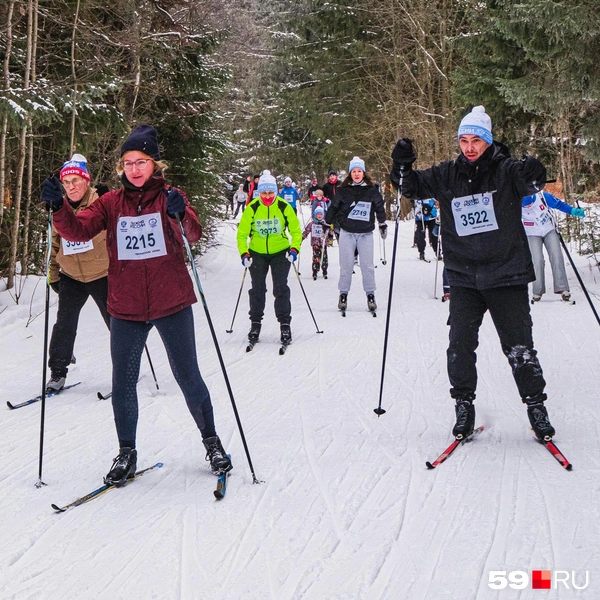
[{"x1": 61, "y1": 238, "x2": 94, "y2": 255}]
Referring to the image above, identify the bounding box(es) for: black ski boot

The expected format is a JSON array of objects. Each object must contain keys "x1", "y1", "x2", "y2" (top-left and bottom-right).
[
  {"x1": 525, "y1": 397, "x2": 555, "y2": 440},
  {"x1": 338, "y1": 293, "x2": 348, "y2": 311},
  {"x1": 367, "y1": 293, "x2": 377, "y2": 311},
  {"x1": 203, "y1": 436, "x2": 232, "y2": 475},
  {"x1": 452, "y1": 397, "x2": 475, "y2": 439},
  {"x1": 419, "y1": 251, "x2": 426, "y2": 261},
  {"x1": 312, "y1": 271, "x2": 318, "y2": 280},
  {"x1": 104, "y1": 447, "x2": 137, "y2": 485},
  {"x1": 280, "y1": 323, "x2": 292, "y2": 344},
  {"x1": 248, "y1": 321, "x2": 261, "y2": 342}
]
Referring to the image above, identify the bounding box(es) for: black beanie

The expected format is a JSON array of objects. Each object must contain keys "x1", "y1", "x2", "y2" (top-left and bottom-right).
[{"x1": 120, "y1": 125, "x2": 160, "y2": 160}]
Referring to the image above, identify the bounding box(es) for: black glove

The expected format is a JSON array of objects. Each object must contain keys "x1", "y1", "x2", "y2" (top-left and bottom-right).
[
  {"x1": 391, "y1": 138, "x2": 416, "y2": 178},
  {"x1": 50, "y1": 280, "x2": 60, "y2": 294},
  {"x1": 379, "y1": 224, "x2": 388, "y2": 240},
  {"x1": 165, "y1": 188, "x2": 186, "y2": 219},
  {"x1": 95, "y1": 184, "x2": 110, "y2": 197},
  {"x1": 41, "y1": 176, "x2": 64, "y2": 211}
]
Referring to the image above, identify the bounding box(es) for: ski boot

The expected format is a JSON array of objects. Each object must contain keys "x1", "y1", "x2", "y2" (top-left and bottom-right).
[
  {"x1": 561, "y1": 291, "x2": 572, "y2": 303},
  {"x1": 452, "y1": 396, "x2": 475, "y2": 439},
  {"x1": 280, "y1": 323, "x2": 292, "y2": 344},
  {"x1": 367, "y1": 293, "x2": 377, "y2": 312},
  {"x1": 248, "y1": 321, "x2": 262, "y2": 342},
  {"x1": 46, "y1": 373, "x2": 66, "y2": 393},
  {"x1": 323, "y1": 269, "x2": 328, "y2": 279},
  {"x1": 525, "y1": 396, "x2": 555, "y2": 440},
  {"x1": 313, "y1": 270, "x2": 318, "y2": 280},
  {"x1": 531, "y1": 294, "x2": 542, "y2": 304},
  {"x1": 442, "y1": 293, "x2": 450, "y2": 303},
  {"x1": 104, "y1": 447, "x2": 137, "y2": 485},
  {"x1": 419, "y1": 252, "x2": 426, "y2": 261},
  {"x1": 338, "y1": 293, "x2": 348, "y2": 311},
  {"x1": 203, "y1": 436, "x2": 232, "y2": 475}
]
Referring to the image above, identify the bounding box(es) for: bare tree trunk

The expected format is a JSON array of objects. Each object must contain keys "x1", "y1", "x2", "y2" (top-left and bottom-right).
[
  {"x1": 0, "y1": 1, "x2": 16, "y2": 229},
  {"x1": 7, "y1": 0, "x2": 33, "y2": 291},
  {"x1": 69, "y1": 0, "x2": 81, "y2": 153},
  {"x1": 21, "y1": 0, "x2": 39, "y2": 277}
]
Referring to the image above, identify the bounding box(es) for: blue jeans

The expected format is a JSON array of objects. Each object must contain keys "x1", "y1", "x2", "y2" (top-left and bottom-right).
[{"x1": 110, "y1": 306, "x2": 216, "y2": 447}]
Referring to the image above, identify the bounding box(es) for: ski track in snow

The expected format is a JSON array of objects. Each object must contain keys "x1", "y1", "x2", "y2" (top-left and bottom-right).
[{"x1": 1, "y1": 212, "x2": 599, "y2": 599}]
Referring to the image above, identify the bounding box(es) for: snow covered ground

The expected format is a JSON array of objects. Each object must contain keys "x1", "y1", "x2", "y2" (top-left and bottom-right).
[{"x1": 1, "y1": 205, "x2": 599, "y2": 600}]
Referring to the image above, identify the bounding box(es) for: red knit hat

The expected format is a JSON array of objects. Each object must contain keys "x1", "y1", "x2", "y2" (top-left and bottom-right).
[{"x1": 59, "y1": 153, "x2": 90, "y2": 182}]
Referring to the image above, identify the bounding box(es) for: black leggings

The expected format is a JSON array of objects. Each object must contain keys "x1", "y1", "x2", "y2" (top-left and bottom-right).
[{"x1": 110, "y1": 306, "x2": 216, "y2": 448}]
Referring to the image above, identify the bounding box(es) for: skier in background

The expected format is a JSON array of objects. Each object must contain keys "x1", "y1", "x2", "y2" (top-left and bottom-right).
[
  {"x1": 302, "y1": 205, "x2": 335, "y2": 280},
  {"x1": 46, "y1": 154, "x2": 111, "y2": 393},
  {"x1": 391, "y1": 105, "x2": 556, "y2": 442},
  {"x1": 522, "y1": 191, "x2": 585, "y2": 303},
  {"x1": 237, "y1": 170, "x2": 302, "y2": 345},
  {"x1": 326, "y1": 156, "x2": 387, "y2": 314},
  {"x1": 280, "y1": 177, "x2": 301, "y2": 213},
  {"x1": 414, "y1": 198, "x2": 439, "y2": 261},
  {"x1": 233, "y1": 184, "x2": 248, "y2": 218}
]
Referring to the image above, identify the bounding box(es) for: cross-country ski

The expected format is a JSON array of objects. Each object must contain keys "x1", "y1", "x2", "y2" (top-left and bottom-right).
[{"x1": 6, "y1": 382, "x2": 82, "y2": 410}]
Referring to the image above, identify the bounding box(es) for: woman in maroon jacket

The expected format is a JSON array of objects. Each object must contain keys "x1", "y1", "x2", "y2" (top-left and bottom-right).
[{"x1": 43, "y1": 125, "x2": 232, "y2": 484}]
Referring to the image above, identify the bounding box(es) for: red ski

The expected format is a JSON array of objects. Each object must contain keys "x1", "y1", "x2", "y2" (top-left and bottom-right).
[{"x1": 426, "y1": 425, "x2": 485, "y2": 469}]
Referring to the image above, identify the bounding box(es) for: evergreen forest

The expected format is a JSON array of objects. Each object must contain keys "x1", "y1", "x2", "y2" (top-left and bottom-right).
[{"x1": 1, "y1": 0, "x2": 600, "y2": 293}]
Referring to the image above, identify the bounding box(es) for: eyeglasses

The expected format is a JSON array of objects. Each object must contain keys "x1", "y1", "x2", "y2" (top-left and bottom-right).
[
  {"x1": 123, "y1": 159, "x2": 152, "y2": 171},
  {"x1": 62, "y1": 178, "x2": 86, "y2": 187}
]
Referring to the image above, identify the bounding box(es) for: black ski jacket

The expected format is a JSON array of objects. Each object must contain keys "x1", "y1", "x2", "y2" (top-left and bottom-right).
[
  {"x1": 325, "y1": 184, "x2": 386, "y2": 234},
  {"x1": 392, "y1": 142, "x2": 546, "y2": 289}
]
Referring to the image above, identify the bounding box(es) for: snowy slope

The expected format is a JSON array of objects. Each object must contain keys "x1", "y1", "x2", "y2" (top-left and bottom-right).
[{"x1": 1, "y1": 205, "x2": 599, "y2": 600}]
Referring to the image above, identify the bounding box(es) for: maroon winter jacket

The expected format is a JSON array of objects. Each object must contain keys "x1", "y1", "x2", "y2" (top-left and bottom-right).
[{"x1": 52, "y1": 175, "x2": 201, "y2": 321}]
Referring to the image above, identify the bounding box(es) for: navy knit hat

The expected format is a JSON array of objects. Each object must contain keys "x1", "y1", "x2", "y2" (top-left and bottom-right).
[{"x1": 121, "y1": 125, "x2": 160, "y2": 160}]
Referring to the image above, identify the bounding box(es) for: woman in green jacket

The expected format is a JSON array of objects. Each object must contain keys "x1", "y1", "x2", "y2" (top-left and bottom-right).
[{"x1": 236, "y1": 170, "x2": 302, "y2": 345}]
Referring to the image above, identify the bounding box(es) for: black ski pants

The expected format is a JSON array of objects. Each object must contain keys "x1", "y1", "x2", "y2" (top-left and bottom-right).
[
  {"x1": 248, "y1": 249, "x2": 292, "y2": 324},
  {"x1": 48, "y1": 274, "x2": 110, "y2": 377},
  {"x1": 415, "y1": 219, "x2": 438, "y2": 254},
  {"x1": 447, "y1": 284, "x2": 546, "y2": 402},
  {"x1": 110, "y1": 306, "x2": 216, "y2": 448}
]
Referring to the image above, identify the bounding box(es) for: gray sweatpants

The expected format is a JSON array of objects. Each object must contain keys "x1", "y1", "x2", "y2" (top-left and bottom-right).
[
  {"x1": 338, "y1": 229, "x2": 376, "y2": 294},
  {"x1": 527, "y1": 230, "x2": 569, "y2": 296}
]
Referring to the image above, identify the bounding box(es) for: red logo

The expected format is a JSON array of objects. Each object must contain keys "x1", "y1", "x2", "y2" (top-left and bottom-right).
[{"x1": 532, "y1": 570, "x2": 552, "y2": 589}]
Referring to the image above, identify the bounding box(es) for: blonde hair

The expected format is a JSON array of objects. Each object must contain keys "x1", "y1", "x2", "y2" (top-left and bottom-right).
[{"x1": 116, "y1": 152, "x2": 169, "y2": 176}]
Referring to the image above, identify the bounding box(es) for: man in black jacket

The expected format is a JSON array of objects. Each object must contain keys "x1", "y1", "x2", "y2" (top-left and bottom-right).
[{"x1": 390, "y1": 105, "x2": 555, "y2": 442}]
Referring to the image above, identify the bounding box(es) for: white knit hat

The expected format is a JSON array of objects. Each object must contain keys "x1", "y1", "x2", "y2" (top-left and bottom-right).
[
  {"x1": 348, "y1": 156, "x2": 365, "y2": 173},
  {"x1": 458, "y1": 106, "x2": 493, "y2": 145},
  {"x1": 257, "y1": 170, "x2": 278, "y2": 194}
]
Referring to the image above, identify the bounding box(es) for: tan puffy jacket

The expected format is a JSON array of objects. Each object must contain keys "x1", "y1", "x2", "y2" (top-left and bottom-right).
[{"x1": 50, "y1": 188, "x2": 109, "y2": 284}]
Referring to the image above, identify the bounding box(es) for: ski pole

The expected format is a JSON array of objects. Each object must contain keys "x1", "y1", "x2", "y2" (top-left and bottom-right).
[
  {"x1": 558, "y1": 229, "x2": 600, "y2": 326},
  {"x1": 36, "y1": 208, "x2": 53, "y2": 488},
  {"x1": 292, "y1": 262, "x2": 323, "y2": 333},
  {"x1": 144, "y1": 345, "x2": 159, "y2": 391},
  {"x1": 433, "y1": 225, "x2": 442, "y2": 299},
  {"x1": 226, "y1": 267, "x2": 247, "y2": 333},
  {"x1": 176, "y1": 215, "x2": 261, "y2": 484},
  {"x1": 374, "y1": 172, "x2": 404, "y2": 416},
  {"x1": 381, "y1": 238, "x2": 387, "y2": 265}
]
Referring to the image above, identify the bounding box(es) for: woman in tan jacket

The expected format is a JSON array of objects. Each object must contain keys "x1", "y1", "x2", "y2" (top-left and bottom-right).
[{"x1": 47, "y1": 153, "x2": 110, "y2": 392}]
